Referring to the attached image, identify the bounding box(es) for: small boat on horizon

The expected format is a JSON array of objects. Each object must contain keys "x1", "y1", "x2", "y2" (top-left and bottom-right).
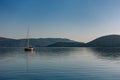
[
  {"x1": 24, "y1": 27, "x2": 35, "y2": 51},
  {"x1": 25, "y1": 47, "x2": 35, "y2": 51}
]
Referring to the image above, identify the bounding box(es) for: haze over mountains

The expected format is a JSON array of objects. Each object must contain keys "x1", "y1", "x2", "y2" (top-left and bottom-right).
[{"x1": 0, "y1": 35, "x2": 120, "y2": 47}]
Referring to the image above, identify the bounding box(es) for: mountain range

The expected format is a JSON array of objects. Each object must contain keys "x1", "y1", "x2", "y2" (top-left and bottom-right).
[
  {"x1": 0, "y1": 35, "x2": 120, "y2": 47},
  {"x1": 0, "y1": 38, "x2": 75, "y2": 47},
  {"x1": 85, "y1": 35, "x2": 120, "y2": 47}
]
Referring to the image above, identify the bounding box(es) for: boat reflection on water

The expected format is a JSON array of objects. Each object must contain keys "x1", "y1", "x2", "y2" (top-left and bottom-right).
[{"x1": 25, "y1": 50, "x2": 35, "y2": 72}]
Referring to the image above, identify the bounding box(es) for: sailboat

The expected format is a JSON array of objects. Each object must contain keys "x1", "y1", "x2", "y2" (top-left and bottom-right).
[{"x1": 24, "y1": 27, "x2": 35, "y2": 51}]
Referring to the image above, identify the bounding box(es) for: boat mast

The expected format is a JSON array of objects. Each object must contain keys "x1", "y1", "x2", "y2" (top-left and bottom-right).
[{"x1": 27, "y1": 27, "x2": 30, "y2": 48}]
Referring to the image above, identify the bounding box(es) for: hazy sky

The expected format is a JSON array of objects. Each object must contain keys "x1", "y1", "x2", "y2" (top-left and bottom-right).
[{"x1": 0, "y1": 0, "x2": 120, "y2": 42}]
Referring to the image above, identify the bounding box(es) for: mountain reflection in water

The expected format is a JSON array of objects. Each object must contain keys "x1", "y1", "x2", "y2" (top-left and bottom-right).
[{"x1": 91, "y1": 47, "x2": 120, "y2": 60}]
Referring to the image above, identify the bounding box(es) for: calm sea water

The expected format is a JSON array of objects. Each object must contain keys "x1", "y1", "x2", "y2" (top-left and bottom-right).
[{"x1": 0, "y1": 47, "x2": 120, "y2": 80}]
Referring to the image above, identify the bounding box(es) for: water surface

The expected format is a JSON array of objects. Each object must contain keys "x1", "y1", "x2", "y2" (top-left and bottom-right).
[{"x1": 0, "y1": 47, "x2": 120, "y2": 80}]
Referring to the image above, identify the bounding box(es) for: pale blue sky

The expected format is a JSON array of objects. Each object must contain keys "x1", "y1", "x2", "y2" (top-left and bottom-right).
[{"x1": 0, "y1": 0, "x2": 120, "y2": 42}]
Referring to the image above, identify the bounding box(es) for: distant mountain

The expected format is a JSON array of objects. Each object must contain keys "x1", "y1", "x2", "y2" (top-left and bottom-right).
[
  {"x1": 48, "y1": 35, "x2": 120, "y2": 47},
  {"x1": 0, "y1": 37, "x2": 14, "y2": 41},
  {"x1": 1, "y1": 35, "x2": 120, "y2": 47},
  {"x1": 0, "y1": 37, "x2": 76, "y2": 47},
  {"x1": 31, "y1": 38, "x2": 75, "y2": 47},
  {"x1": 47, "y1": 42, "x2": 85, "y2": 47},
  {"x1": 86, "y1": 35, "x2": 120, "y2": 47}
]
